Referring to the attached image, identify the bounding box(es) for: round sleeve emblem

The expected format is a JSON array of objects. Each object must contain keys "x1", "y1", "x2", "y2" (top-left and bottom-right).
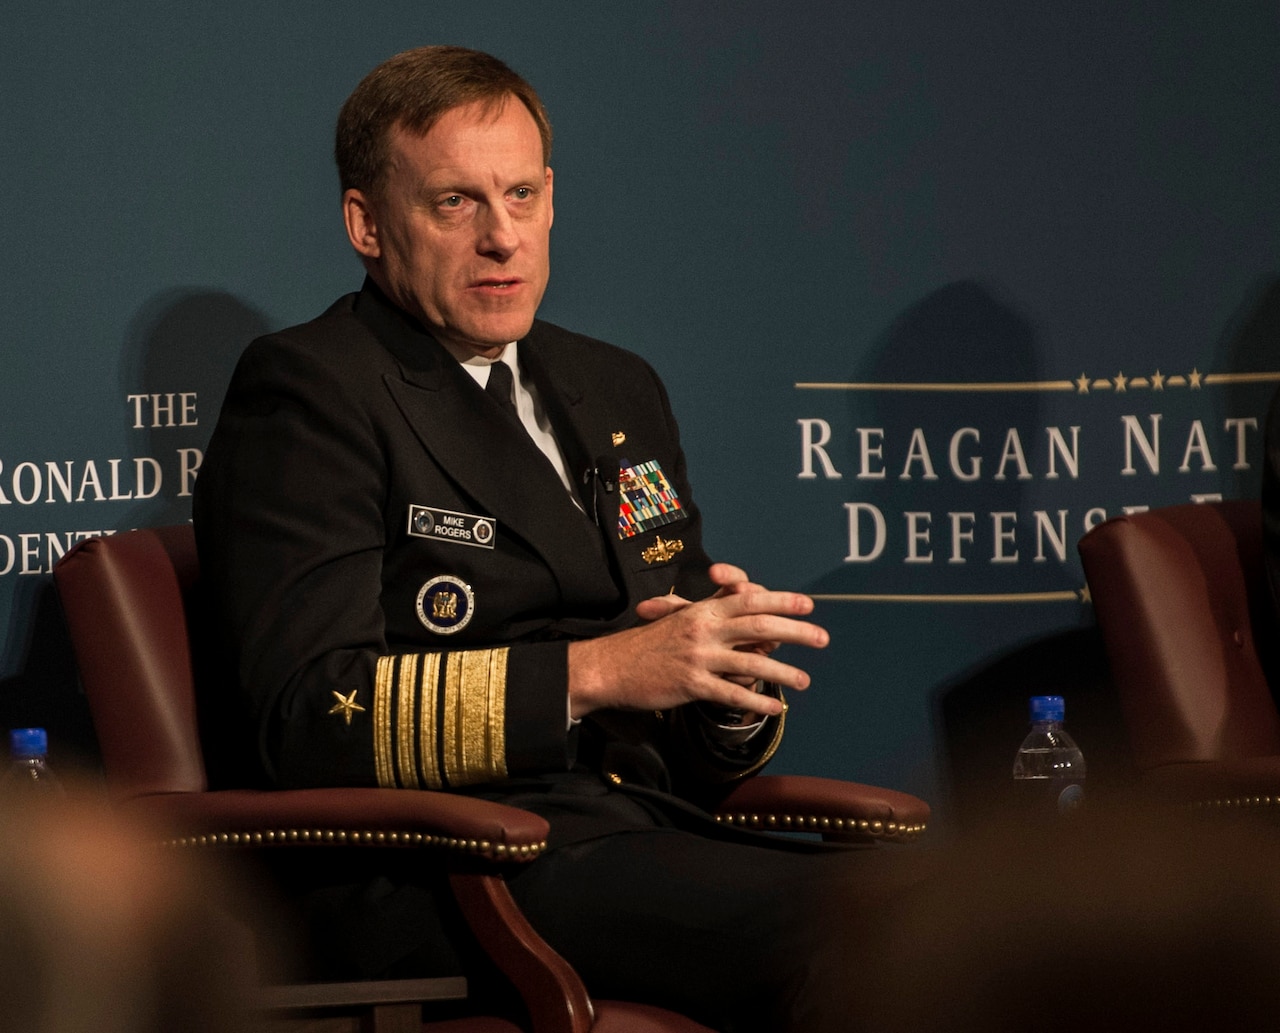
[{"x1": 415, "y1": 575, "x2": 475, "y2": 635}]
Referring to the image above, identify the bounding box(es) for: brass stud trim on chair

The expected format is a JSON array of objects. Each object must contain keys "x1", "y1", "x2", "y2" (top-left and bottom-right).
[
  {"x1": 714, "y1": 811, "x2": 927, "y2": 841},
  {"x1": 1189, "y1": 796, "x2": 1280, "y2": 811},
  {"x1": 159, "y1": 828, "x2": 548, "y2": 860}
]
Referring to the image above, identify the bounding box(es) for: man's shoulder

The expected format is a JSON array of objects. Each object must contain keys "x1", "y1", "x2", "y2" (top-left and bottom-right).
[
  {"x1": 524, "y1": 319, "x2": 656, "y2": 376},
  {"x1": 237, "y1": 293, "x2": 389, "y2": 371},
  {"x1": 262, "y1": 292, "x2": 369, "y2": 348}
]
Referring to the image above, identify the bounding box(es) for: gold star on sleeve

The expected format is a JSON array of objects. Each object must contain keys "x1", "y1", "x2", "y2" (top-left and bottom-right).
[{"x1": 328, "y1": 689, "x2": 366, "y2": 726}]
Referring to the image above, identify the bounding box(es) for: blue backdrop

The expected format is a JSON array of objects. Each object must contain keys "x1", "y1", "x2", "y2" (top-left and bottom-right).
[{"x1": 3, "y1": 1, "x2": 1278, "y2": 831}]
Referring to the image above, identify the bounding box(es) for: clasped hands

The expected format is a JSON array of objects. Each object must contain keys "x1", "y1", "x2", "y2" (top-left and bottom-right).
[{"x1": 567, "y1": 563, "x2": 828, "y2": 721}]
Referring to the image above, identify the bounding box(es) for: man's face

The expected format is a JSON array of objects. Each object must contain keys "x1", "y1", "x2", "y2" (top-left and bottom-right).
[{"x1": 345, "y1": 96, "x2": 553, "y2": 358}]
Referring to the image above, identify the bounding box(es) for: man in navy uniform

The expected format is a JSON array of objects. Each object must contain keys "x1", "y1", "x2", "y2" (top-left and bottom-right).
[{"x1": 195, "y1": 45, "x2": 870, "y2": 1032}]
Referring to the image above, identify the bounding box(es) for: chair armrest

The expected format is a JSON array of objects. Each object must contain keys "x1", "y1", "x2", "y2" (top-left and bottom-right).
[
  {"x1": 713, "y1": 774, "x2": 929, "y2": 842},
  {"x1": 121, "y1": 787, "x2": 550, "y2": 862},
  {"x1": 1140, "y1": 756, "x2": 1280, "y2": 810}
]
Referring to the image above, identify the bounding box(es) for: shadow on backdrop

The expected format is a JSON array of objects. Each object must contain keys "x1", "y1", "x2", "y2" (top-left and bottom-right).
[
  {"x1": 941, "y1": 279, "x2": 1280, "y2": 833},
  {"x1": 806, "y1": 279, "x2": 1045, "y2": 598},
  {"x1": 0, "y1": 291, "x2": 267, "y2": 769},
  {"x1": 118, "y1": 288, "x2": 269, "y2": 528},
  {"x1": 1215, "y1": 277, "x2": 1280, "y2": 499},
  {"x1": 795, "y1": 283, "x2": 1115, "y2": 818}
]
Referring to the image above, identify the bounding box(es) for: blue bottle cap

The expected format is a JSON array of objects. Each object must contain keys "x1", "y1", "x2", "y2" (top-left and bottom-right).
[
  {"x1": 9, "y1": 727, "x2": 48, "y2": 759},
  {"x1": 1029, "y1": 696, "x2": 1065, "y2": 723}
]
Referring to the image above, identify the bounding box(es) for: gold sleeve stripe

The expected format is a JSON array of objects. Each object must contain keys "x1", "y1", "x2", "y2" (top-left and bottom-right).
[
  {"x1": 395, "y1": 653, "x2": 420, "y2": 790},
  {"x1": 457, "y1": 652, "x2": 488, "y2": 779},
  {"x1": 373, "y1": 649, "x2": 508, "y2": 790},
  {"x1": 373, "y1": 655, "x2": 396, "y2": 788},
  {"x1": 418, "y1": 653, "x2": 443, "y2": 790},
  {"x1": 486, "y1": 647, "x2": 508, "y2": 781},
  {"x1": 442, "y1": 647, "x2": 510, "y2": 787},
  {"x1": 442, "y1": 653, "x2": 465, "y2": 785}
]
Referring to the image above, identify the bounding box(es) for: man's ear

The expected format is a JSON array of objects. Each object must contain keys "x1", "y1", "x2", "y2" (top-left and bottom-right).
[
  {"x1": 343, "y1": 189, "x2": 381, "y2": 259},
  {"x1": 545, "y1": 166, "x2": 554, "y2": 230}
]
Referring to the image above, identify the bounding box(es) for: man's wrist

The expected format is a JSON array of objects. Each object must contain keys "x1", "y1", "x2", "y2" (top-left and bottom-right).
[{"x1": 566, "y1": 637, "x2": 609, "y2": 720}]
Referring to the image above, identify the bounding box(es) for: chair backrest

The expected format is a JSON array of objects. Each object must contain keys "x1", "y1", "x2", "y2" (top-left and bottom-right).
[
  {"x1": 1078, "y1": 499, "x2": 1280, "y2": 772},
  {"x1": 53, "y1": 526, "x2": 209, "y2": 801}
]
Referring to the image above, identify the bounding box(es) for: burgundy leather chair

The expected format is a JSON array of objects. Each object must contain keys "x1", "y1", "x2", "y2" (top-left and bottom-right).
[
  {"x1": 53, "y1": 525, "x2": 929, "y2": 1032},
  {"x1": 1078, "y1": 499, "x2": 1280, "y2": 808}
]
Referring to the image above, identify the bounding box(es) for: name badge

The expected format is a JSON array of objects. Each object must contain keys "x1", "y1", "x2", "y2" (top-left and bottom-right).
[{"x1": 407, "y1": 505, "x2": 496, "y2": 550}]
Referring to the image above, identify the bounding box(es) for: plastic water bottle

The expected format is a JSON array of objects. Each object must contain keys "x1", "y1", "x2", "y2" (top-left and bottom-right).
[
  {"x1": 3, "y1": 728, "x2": 64, "y2": 793},
  {"x1": 1011, "y1": 696, "x2": 1085, "y2": 816}
]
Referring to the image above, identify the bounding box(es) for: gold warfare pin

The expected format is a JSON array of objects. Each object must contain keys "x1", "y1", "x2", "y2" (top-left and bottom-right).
[{"x1": 641, "y1": 536, "x2": 684, "y2": 565}]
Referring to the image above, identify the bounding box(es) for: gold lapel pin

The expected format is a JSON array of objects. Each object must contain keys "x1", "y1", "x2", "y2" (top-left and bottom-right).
[{"x1": 611, "y1": 431, "x2": 626, "y2": 447}]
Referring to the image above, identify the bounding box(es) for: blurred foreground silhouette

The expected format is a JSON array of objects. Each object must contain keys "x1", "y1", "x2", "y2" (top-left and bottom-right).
[
  {"x1": 0, "y1": 791, "x2": 258, "y2": 1033},
  {"x1": 850, "y1": 802, "x2": 1280, "y2": 1033}
]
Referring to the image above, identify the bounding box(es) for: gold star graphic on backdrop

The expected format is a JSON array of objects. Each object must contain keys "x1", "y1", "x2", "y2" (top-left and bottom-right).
[
  {"x1": 1113, "y1": 371, "x2": 1128, "y2": 392},
  {"x1": 328, "y1": 689, "x2": 366, "y2": 726},
  {"x1": 1151, "y1": 369, "x2": 1165, "y2": 390}
]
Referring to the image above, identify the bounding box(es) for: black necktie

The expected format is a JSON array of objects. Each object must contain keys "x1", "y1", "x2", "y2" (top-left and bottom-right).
[{"x1": 485, "y1": 360, "x2": 520, "y2": 422}]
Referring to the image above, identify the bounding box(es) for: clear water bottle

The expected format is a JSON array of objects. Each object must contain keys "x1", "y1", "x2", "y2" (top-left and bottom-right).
[
  {"x1": 3, "y1": 728, "x2": 64, "y2": 793},
  {"x1": 1012, "y1": 696, "x2": 1085, "y2": 816}
]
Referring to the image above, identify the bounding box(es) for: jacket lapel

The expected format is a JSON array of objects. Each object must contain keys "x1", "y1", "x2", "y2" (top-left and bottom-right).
[
  {"x1": 353, "y1": 284, "x2": 619, "y2": 610},
  {"x1": 519, "y1": 327, "x2": 648, "y2": 636},
  {"x1": 517, "y1": 330, "x2": 598, "y2": 516}
]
